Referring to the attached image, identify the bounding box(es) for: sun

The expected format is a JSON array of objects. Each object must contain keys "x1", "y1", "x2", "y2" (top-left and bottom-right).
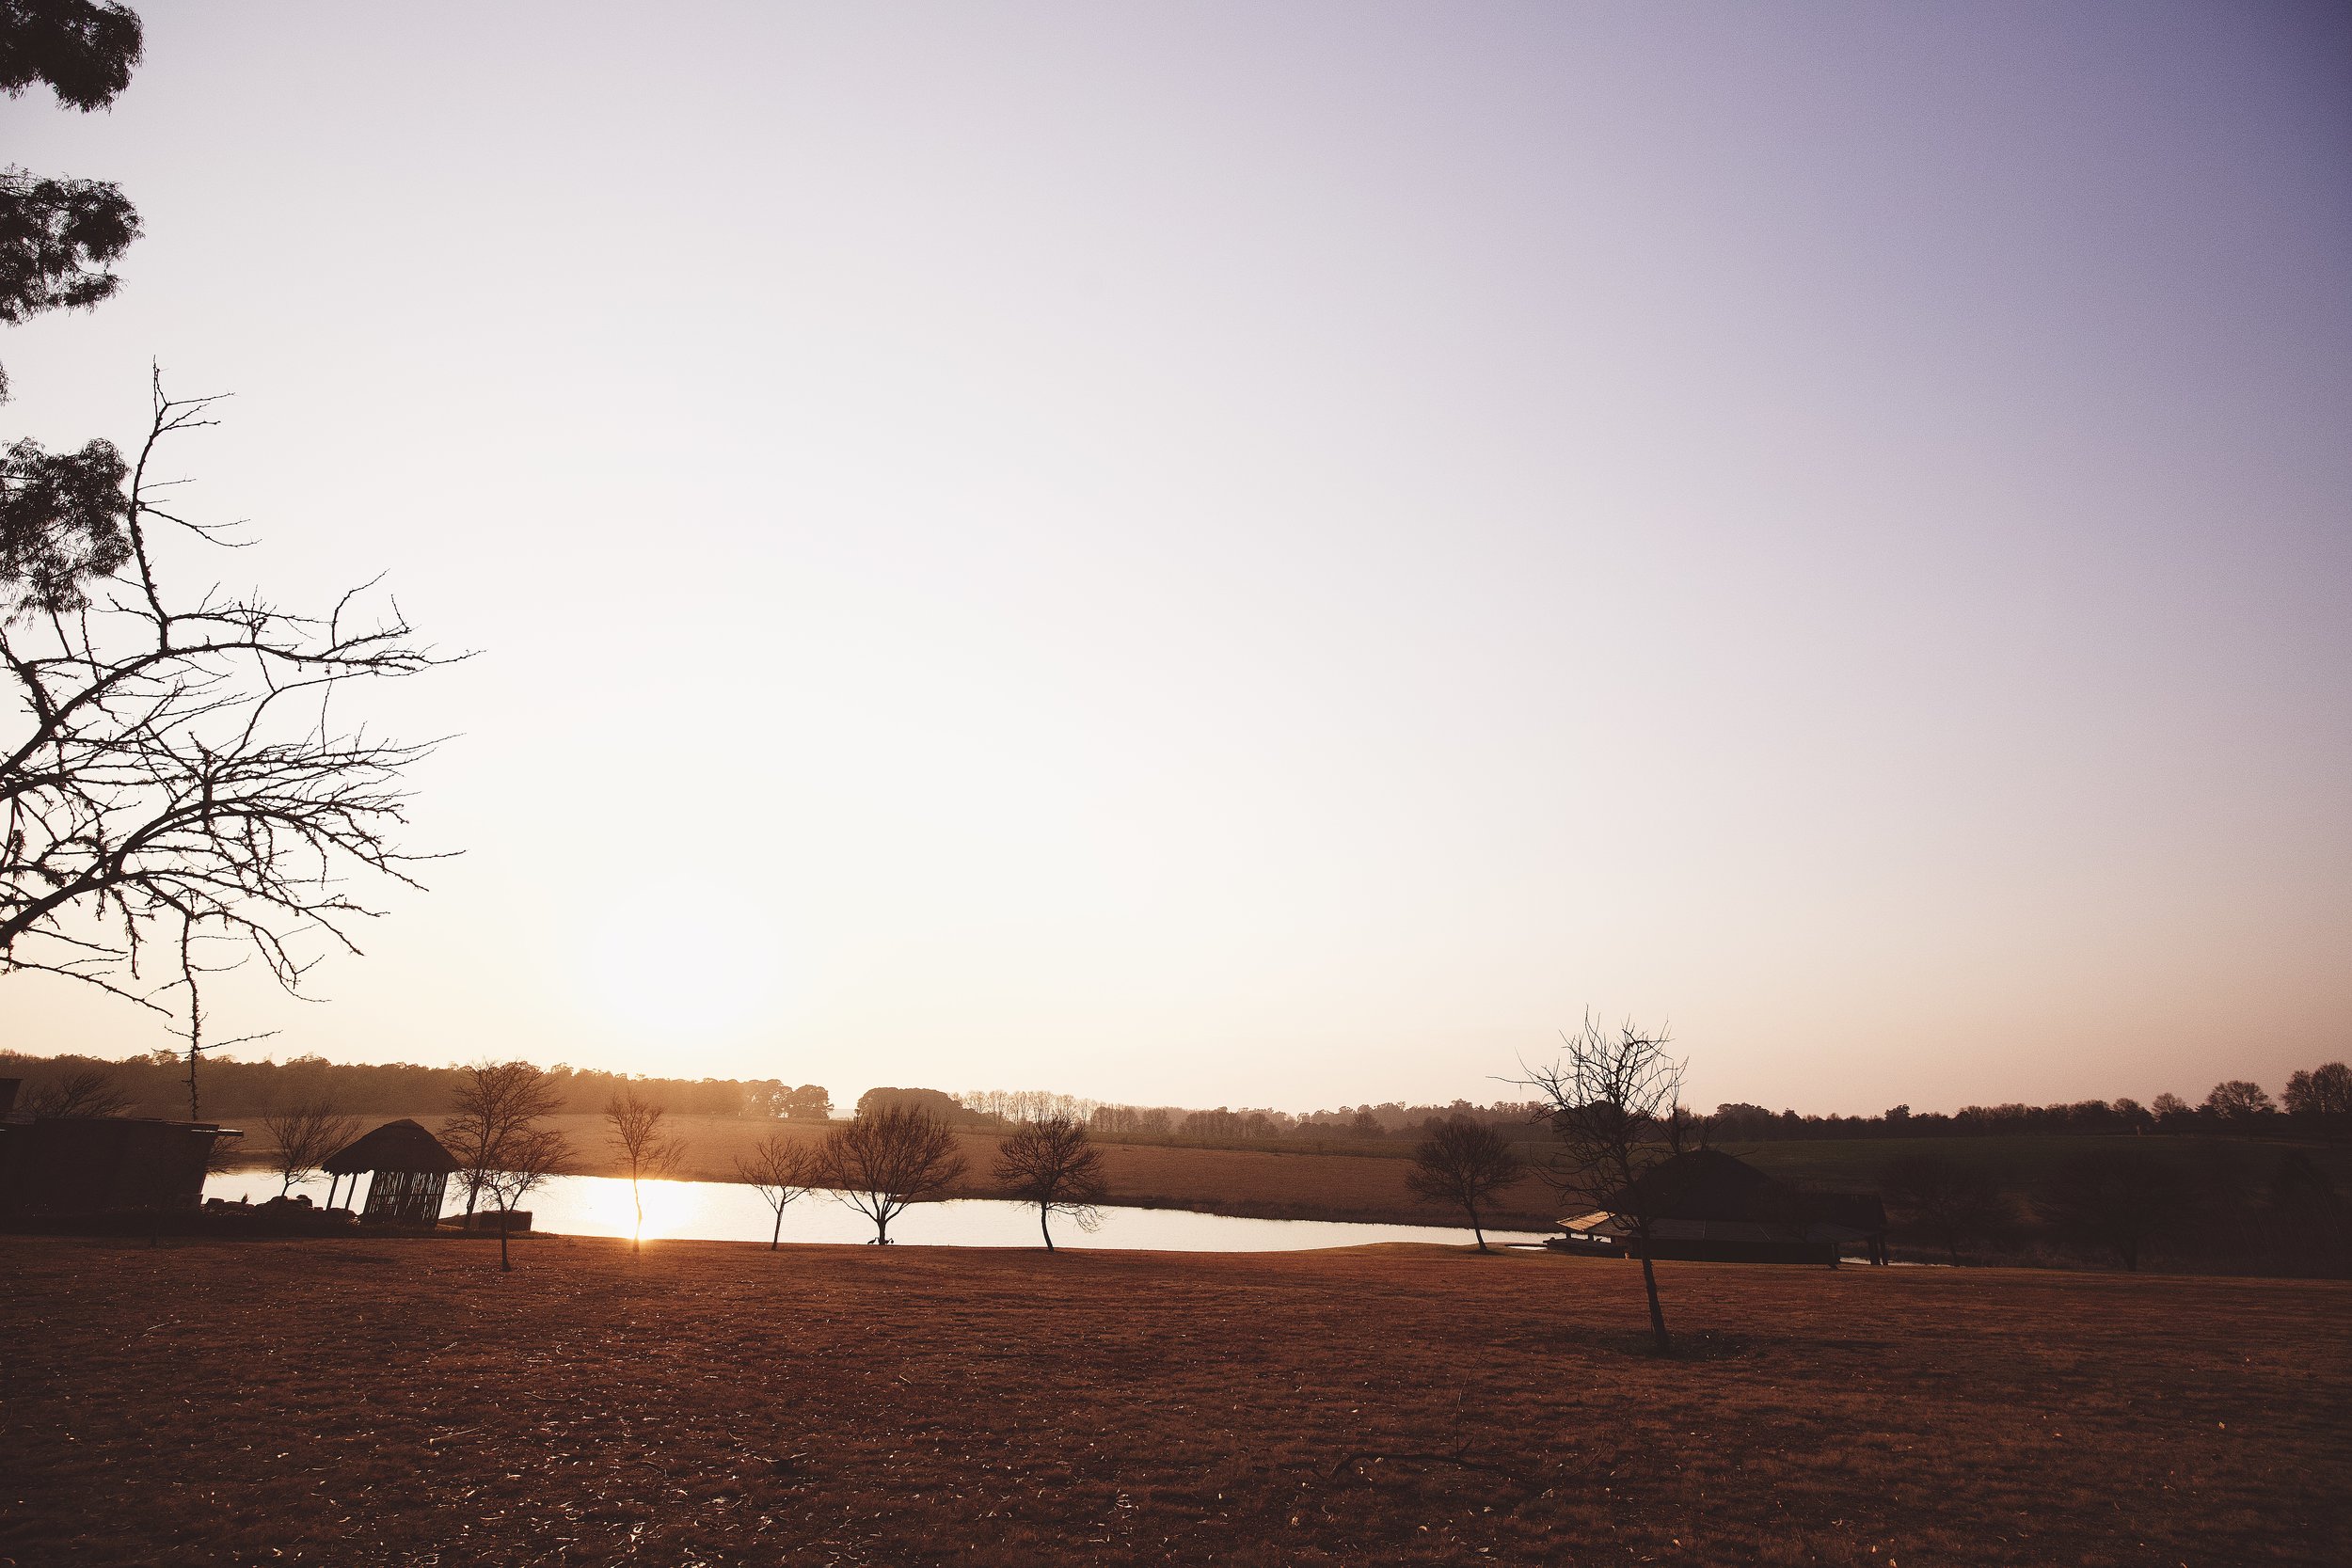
[{"x1": 576, "y1": 882, "x2": 785, "y2": 1037}]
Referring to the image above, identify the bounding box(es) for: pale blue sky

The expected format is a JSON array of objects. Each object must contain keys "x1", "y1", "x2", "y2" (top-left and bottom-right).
[{"x1": 5, "y1": 2, "x2": 2347, "y2": 1112}]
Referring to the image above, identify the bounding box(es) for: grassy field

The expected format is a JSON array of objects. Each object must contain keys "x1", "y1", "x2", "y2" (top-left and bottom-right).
[{"x1": 4, "y1": 1235, "x2": 2345, "y2": 1566}]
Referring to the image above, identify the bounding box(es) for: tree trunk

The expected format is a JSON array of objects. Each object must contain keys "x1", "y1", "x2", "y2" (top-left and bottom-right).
[
  {"x1": 771, "y1": 1206, "x2": 783, "y2": 1250},
  {"x1": 1466, "y1": 1201, "x2": 1487, "y2": 1252},
  {"x1": 498, "y1": 1208, "x2": 512, "y2": 1272},
  {"x1": 1041, "y1": 1205, "x2": 1056, "y2": 1252},
  {"x1": 1637, "y1": 1236, "x2": 1670, "y2": 1353},
  {"x1": 631, "y1": 1174, "x2": 643, "y2": 1254}
]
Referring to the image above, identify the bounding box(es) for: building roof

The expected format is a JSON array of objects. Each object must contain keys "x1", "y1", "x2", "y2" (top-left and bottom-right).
[
  {"x1": 1581, "y1": 1148, "x2": 1887, "y2": 1239},
  {"x1": 1602, "y1": 1148, "x2": 1804, "y2": 1225},
  {"x1": 322, "y1": 1118, "x2": 459, "y2": 1176}
]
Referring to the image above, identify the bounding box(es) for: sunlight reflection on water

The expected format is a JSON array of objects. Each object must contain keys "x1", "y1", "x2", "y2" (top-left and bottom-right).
[{"x1": 205, "y1": 1171, "x2": 1550, "y2": 1252}]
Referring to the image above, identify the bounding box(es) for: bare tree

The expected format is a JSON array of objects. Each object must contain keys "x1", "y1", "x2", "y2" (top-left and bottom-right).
[
  {"x1": 2035, "y1": 1148, "x2": 2186, "y2": 1272},
  {"x1": 1519, "y1": 1014, "x2": 1693, "y2": 1353},
  {"x1": 260, "y1": 1096, "x2": 361, "y2": 1196},
  {"x1": 993, "y1": 1115, "x2": 1108, "y2": 1251},
  {"x1": 2, "y1": 378, "x2": 453, "y2": 1117},
  {"x1": 22, "y1": 1064, "x2": 132, "y2": 1116},
  {"x1": 1881, "y1": 1152, "x2": 2012, "y2": 1264},
  {"x1": 604, "y1": 1087, "x2": 683, "y2": 1252},
  {"x1": 735, "y1": 1132, "x2": 815, "y2": 1249},
  {"x1": 812, "y1": 1103, "x2": 967, "y2": 1244},
  {"x1": 442, "y1": 1059, "x2": 566, "y2": 1218},
  {"x1": 479, "y1": 1123, "x2": 573, "y2": 1273},
  {"x1": 1405, "y1": 1117, "x2": 1526, "y2": 1252}
]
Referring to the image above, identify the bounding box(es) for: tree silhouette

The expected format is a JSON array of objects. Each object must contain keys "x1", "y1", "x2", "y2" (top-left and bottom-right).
[
  {"x1": 21, "y1": 1064, "x2": 131, "y2": 1116},
  {"x1": 1520, "y1": 1014, "x2": 1692, "y2": 1353},
  {"x1": 813, "y1": 1104, "x2": 966, "y2": 1244},
  {"x1": 443, "y1": 1061, "x2": 565, "y2": 1220},
  {"x1": 2035, "y1": 1149, "x2": 2185, "y2": 1272},
  {"x1": 479, "y1": 1124, "x2": 572, "y2": 1273},
  {"x1": 605, "y1": 1088, "x2": 684, "y2": 1252},
  {"x1": 2202, "y1": 1081, "x2": 2274, "y2": 1121},
  {"x1": 735, "y1": 1132, "x2": 815, "y2": 1249},
  {"x1": 0, "y1": 0, "x2": 144, "y2": 403},
  {"x1": 993, "y1": 1115, "x2": 1107, "y2": 1251},
  {"x1": 2, "y1": 1, "x2": 144, "y2": 622},
  {"x1": 2282, "y1": 1063, "x2": 2351, "y2": 1122},
  {"x1": 3, "y1": 382, "x2": 452, "y2": 1117},
  {"x1": 1405, "y1": 1117, "x2": 1525, "y2": 1251},
  {"x1": 261, "y1": 1097, "x2": 361, "y2": 1196},
  {"x1": 1881, "y1": 1152, "x2": 2011, "y2": 1264}
]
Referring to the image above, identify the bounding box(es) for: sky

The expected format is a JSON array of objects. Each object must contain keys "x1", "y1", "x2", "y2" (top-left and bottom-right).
[{"x1": 4, "y1": 1, "x2": 2348, "y2": 1115}]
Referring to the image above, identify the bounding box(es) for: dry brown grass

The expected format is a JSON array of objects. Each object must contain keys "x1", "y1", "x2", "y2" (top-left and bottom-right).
[
  {"x1": 234, "y1": 1113, "x2": 1562, "y2": 1227},
  {"x1": 4, "y1": 1236, "x2": 2344, "y2": 1566}
]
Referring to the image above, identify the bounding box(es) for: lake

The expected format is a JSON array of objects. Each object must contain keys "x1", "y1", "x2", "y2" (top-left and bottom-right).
[{"x1": 204, "y1": 1169, "x2": 1552, "y2": 1252}]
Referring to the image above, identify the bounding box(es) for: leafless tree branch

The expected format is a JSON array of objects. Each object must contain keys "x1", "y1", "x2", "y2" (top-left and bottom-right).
[{"x1": 2, "y1": 372, "x2": 462, "y2": 1116}]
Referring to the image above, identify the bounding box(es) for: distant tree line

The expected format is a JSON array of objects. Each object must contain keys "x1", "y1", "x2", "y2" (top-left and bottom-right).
[
  {"x1": 13, "y1": 1048, "x2": 2344, "y2": 1157},
  {"x1": 1710, "y1": 1064, "x2": 2352, "y2": 1143},
  {"x1": 1078, "y1": 1098, "x2": 1547, "y2": 1142},
  {"x1": 0, "y1": 1051, "x2": 833, "y2": 1122}
]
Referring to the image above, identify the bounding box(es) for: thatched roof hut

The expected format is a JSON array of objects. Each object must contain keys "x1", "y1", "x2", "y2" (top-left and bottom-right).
[
  {"x1": 324, "y1": 1118, "x2": 459, "y2": 1176},
  {"x1": 323, "y1": 1118, "x2": 457, "y2": 1224}
]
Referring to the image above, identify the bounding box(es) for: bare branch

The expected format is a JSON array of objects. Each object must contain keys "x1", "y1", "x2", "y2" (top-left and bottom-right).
[
  {"x1": 3, "y1": 377, "x2": 461, "y2": 1113},
  {"x1": 1518, "y1": 1012, "x2": 1688, "y2": 1352},
  {"x1": 812, "y1": 1105, "x2": 967, "y2": 1244}
]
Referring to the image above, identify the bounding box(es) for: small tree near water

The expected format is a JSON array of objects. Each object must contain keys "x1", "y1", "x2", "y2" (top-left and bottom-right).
[
  {"x1": 1405, "y1": 1117, "x2": 1525, "y2": 1252},
  {"x1": 813, "y1": 1104, "x2": 966, "y2": 1243},
  {"x1": 2035, "y1": 1148, "x2": 2185, "y2": 1272},
  {"x1": 261, "y1": 1098, "x2": 361, "y2": 1196},
  {"x1": 443, "y1": 1060, "x2": 564, "y2": 1218},
  {"x1": 1520, "y1": 1014, "x2": 1692, "y2": 1354},
  {"x1": 1882, "y1": 1152, "x2": 2011, "y2": 1264},
  {"x1": 604, "y1": 1087, "x2": 683, "y2": 1252},
  {"x1": 993, "y1": 1116, "x2": 1108, "y2": 1251},
  {"x1": 481, "y1": 1125, "x2": 573, "y2": 1273},
  {"x1": 736, "y1": 1132, "x2": 816, "y2": 1249}
]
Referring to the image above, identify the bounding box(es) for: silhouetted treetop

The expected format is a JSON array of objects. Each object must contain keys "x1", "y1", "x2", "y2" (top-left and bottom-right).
[
  {"x1": 0, "y1": 0, "x2": 142, "y2": 112},
  {"x1": 1, "y1": 0, "x2": 144, "y2": 604},
  {"x1": 0, "y1": 433, "x2": 129, "y2": 611},
  {"x1": 0, "y1": 171, "x2": 138, "y2": 331}
]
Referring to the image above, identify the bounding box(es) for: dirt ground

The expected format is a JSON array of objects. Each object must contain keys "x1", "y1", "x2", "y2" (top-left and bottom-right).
[{"x1": 5, "y1": 1236, "x2": 2345, "y2": 1566}]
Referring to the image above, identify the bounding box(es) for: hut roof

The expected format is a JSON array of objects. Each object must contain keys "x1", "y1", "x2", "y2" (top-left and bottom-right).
[
  {"x1": 1596, "y1": 1148, "x2": 1887, "y2": 1236},
  {"x1": 1602, "y1": 1148, "x2": 1803, "y2": 1225},
  {"x1": 323, "y1": 1118, "x2": 459, "y2": 1176}
]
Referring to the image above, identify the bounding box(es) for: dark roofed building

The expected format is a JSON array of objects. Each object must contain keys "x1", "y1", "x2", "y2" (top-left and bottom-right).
[
  {"x1": 0, "y1": 1075, "x2": 241, "y2": 1218},
  {"x1": 323, "y1": 1118, "x2": 459, "y2": 1225},
  {"x1": 1555, "y1": 1148, "x2": 1887, "y2": 1265}
]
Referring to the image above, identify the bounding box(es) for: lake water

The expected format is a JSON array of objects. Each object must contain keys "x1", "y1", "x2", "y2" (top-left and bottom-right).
[{"x1": 204, "y1": 1170, "x2": 1552, "y2": 1252}]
